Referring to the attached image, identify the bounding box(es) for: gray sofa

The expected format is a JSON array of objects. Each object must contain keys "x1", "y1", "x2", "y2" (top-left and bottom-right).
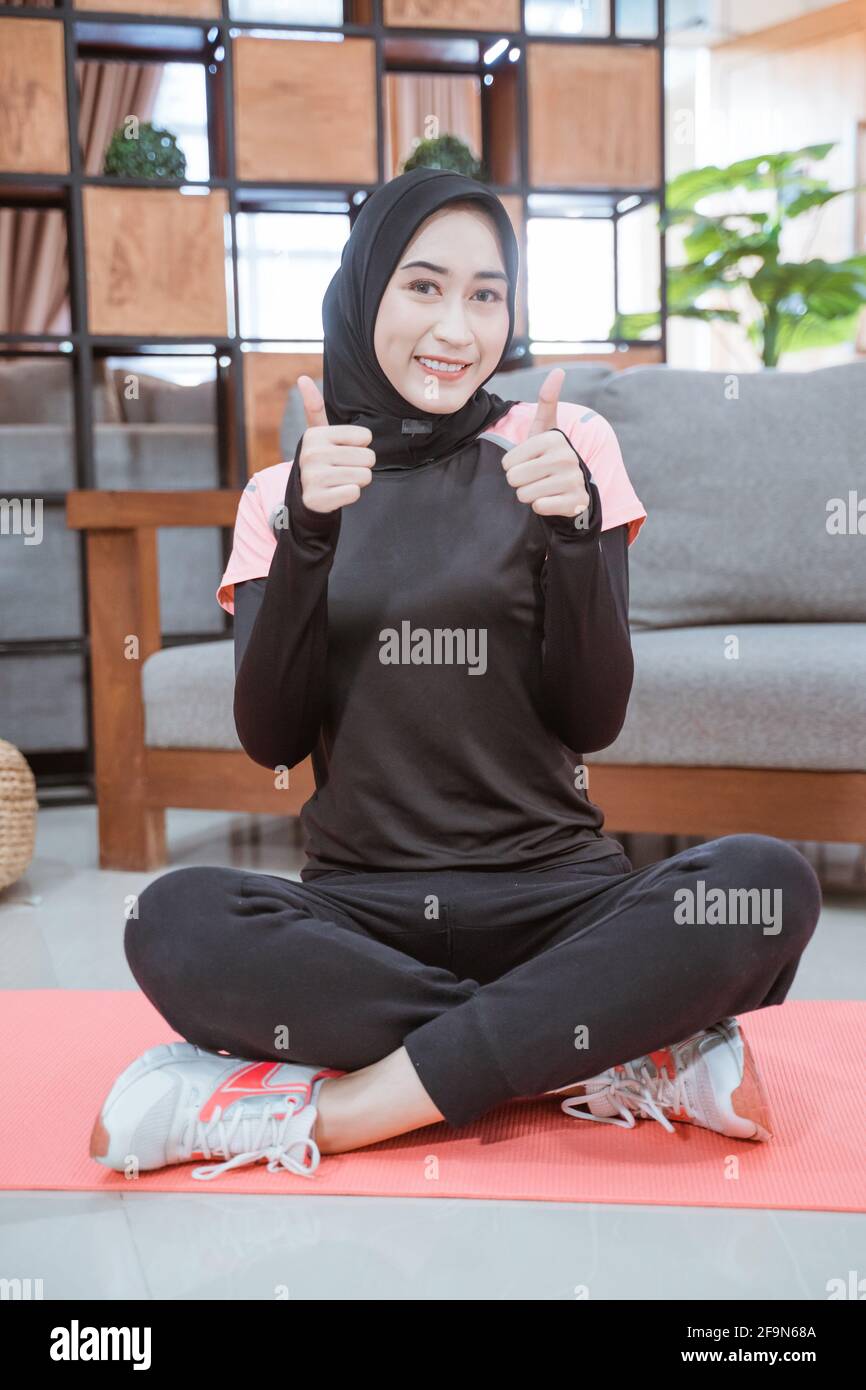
[{"x1": 144, "y1": 359, "x2": 866, "y2": 789}]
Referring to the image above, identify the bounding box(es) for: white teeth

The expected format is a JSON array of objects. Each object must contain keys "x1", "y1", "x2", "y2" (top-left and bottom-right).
[{"x1": 417, "y1": 357, "x2": 468, "y2": 373}]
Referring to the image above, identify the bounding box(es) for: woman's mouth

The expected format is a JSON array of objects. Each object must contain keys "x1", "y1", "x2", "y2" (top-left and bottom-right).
[{"x1": 414, "y1": 355, "x2": 473, "y2": 382}]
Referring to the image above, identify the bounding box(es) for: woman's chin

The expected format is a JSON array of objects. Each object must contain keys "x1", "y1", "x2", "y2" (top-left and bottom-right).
[{"x1": 402, "y1": 383, "x2": 476, "y2": 414}]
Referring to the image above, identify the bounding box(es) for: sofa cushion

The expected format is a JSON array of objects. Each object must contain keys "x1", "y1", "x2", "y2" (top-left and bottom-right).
[
  {"x1": 595, "y1": 361, "x2": 866, "y2": 628},
  {"x1": 143, "y1": 624, "x2": 866, "y2": 771},
  {"x1": 278, "y1": 361, "x2": 615, "y2": 461},
  {"x1": 113, "y1": 369, "x2": 216, "y2": 425},
  {"x1": 589, "y1": 622, "x2": 866, "y2": 770},
  {"x1": 91, "y1": 423, "x2": 218, "y2": 489},
  {"x1": 143, "y1": 640, "x2": 240, "y2": 749},
  {"x1": 0, "y1": 356, "x2": 121, "y2": 425}
]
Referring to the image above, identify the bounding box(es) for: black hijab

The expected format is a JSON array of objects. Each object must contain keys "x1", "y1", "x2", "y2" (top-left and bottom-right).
[{"x1": 318, "y1": 166, "x2": 522, "y2": 470}]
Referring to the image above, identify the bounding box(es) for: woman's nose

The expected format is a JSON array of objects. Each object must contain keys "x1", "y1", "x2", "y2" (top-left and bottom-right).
[{"x1": 430, "y1": 291, "x2": 476, "y2": 345}]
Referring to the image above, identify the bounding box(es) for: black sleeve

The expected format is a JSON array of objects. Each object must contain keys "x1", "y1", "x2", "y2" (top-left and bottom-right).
[
  {"x1": 537, "y1": 428, "x2": 634, "y2": 754},
  {"x1": 233, "y1": 576, "x2": 267, "y2": 677},
  {"x1": 232, "y1": 435, "x2": 341, "y2": 770}
]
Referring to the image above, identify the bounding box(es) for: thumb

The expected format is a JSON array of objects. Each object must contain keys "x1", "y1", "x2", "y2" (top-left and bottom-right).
[
  {"x1": 298, "y1": 374, "x2": 329, "y2": 429},
  {"x1": 528, "y1": 367, "x2": 564, "y2": 438}
]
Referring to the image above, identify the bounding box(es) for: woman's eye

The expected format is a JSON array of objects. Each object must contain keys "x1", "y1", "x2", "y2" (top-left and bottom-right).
[{"x1": 407, "y1": 279, "x2": 502, "y2": 303}]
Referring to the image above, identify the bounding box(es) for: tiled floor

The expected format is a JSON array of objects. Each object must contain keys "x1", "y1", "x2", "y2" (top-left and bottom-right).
[{"x1": 1, "y1": 806, "x2": 863, "y2": 1300}]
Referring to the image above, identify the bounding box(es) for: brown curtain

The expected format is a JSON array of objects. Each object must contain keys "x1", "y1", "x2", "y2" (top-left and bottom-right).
[
  {"x1": 385, "y1": 74, "x2": 482, "y2": 180},
  {"x1": 0, "y1": 62, "x2": 163, "y2": 335}
]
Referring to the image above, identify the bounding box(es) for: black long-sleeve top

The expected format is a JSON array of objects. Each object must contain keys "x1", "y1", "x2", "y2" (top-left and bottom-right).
[{"x1": 231, "y1": 421, "x2": 640, "y2": 880}]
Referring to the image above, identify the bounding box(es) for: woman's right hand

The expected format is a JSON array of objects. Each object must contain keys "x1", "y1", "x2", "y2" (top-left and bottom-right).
[{"x1": 295, "y1": 375, "x2": 376, "y2": 514}]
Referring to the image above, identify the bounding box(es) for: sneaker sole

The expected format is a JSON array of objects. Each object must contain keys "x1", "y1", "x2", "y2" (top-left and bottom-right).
[
  {"x1": 659, "y1": 1023, "x2": 775, "y2": 1142},
  {"x1": 729, "y1": 1026, "x2": 774, "y2": 1142},
  {"x1": 90, "y1": 1041, "x2": 206, "y2": 1162}
]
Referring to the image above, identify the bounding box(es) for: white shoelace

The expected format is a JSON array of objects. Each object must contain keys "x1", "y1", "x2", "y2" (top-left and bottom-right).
[
  {"x1": 561, "y1": 1057, "x2": 697, "y2": 1134},
  {"x1": 178, "y1": 1096, "x2": 322, "y2": 1181}
]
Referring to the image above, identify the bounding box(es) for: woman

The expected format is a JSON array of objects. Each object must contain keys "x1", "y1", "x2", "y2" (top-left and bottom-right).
[{"x1": 91, "y1": 168, "x2": 821, "y2": 1181}]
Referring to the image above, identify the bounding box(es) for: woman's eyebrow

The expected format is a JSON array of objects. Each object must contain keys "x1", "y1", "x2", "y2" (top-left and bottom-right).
[{"x1": 399, "y1": 259, "x2": 508, "y2": 283}]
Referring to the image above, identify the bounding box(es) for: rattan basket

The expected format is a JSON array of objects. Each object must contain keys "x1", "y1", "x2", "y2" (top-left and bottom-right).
[{"x1": 0, "y1": 739, "x2": 37, "y2": 893}]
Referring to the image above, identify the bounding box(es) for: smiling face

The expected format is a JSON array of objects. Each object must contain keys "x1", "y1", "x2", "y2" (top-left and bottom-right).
[{"x1": 372, "y1": 202, "x2": 512, "y2": 414}]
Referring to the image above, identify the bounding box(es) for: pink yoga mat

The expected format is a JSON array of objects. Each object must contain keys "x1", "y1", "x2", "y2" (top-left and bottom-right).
[{"x1": 2, "y1": 992, "x2": 863, "y2": 1211}]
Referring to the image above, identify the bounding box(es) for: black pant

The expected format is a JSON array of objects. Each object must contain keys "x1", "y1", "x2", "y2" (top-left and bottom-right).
[{"x1": 124, "y1": 834, "x2": 822, "y2": 1129}]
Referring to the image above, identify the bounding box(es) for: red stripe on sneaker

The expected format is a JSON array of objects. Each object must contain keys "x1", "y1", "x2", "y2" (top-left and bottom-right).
[
  {"x1": 648, "y1": 1048, "x2": 675, "y2": 1078},
  {"x1": 199, "y1": 1062, "x2": 343, "y2": 1122}
]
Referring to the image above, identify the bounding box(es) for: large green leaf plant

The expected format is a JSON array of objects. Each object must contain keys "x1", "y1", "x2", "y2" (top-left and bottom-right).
[{"x1": 614, "y1": 142, "x2": 866, "y2": 366}]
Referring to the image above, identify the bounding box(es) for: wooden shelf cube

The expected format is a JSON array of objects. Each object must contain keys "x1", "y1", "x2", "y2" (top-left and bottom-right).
[
  {"x1": 83, "y1": 186, "x2": 229, "y2": 337},
  {"x1": 73, "y1": 0, "x2": 220, "y2": 14},
  {"x1": 528, "y1": 42, "x2": 660, "y2": 190},
  {"x1": 384, "y1": 0, "x2": 520, "y2": 30},
  {"x1": 0, "y1": 18, "x2": 68, "y2": 175},
  {"x1": 234, "y1": 36, "x2": 378, "y2": 185},
  {"x1": 244, "y1": 350, "x2": 323, "y2": 475}
]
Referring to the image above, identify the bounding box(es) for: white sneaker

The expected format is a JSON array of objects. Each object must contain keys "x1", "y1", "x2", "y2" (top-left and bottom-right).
[
  {"x1": 559, "y1": 1017, "x2": 774, "y2": 1141},
  {"x1": 90, "y1": 1042, "x2": 345, "y2": 1181}
]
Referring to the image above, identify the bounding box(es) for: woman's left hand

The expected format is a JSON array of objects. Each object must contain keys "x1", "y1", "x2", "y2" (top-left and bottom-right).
[{"x1": 500, "y1": 367, "x2": 592, "y2": 520}]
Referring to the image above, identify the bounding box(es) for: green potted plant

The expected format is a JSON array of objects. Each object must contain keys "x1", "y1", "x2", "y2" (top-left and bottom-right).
[
  {"x1": 401, "y1": 133, "x2": 484, "y2": 181},
  {"x1": 613, "y1": 142, "x2": 866, "y2": 367},
  {"x1": 103, "y1": 121, "x2": 187, "y2": 182}
]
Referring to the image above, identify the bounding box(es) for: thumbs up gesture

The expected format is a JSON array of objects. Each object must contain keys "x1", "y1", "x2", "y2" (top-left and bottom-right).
[
  {"x1": 500, "y1": 368, "x2": 592, "y2": 521},
  {"x1": 294, "y1": 375, "x2": 376, "y2": 514}
]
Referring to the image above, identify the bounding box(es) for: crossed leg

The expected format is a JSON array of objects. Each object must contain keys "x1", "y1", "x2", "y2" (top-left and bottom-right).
[{"x1": 125, "y1": 834, "x2": 822, "y2": 1150}]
